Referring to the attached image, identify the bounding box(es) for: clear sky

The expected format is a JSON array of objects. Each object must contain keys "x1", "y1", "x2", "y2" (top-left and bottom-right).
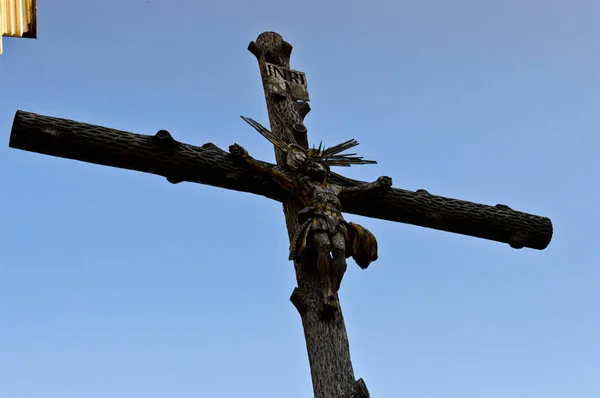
[{"x1": 1, "y1": 1, "x2": 598, "y2": 397}]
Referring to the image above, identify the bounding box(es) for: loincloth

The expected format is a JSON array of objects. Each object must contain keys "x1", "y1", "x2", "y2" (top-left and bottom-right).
[{"x1": 289, "y1": 212, "x2": 379, "y2": 269}]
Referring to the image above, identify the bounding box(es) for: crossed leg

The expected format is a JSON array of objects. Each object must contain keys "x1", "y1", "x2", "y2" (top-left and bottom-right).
[
  {"x1": 313, "y1": 231, "x2": 347, "y2": 306},
  {"x1": 330, "y1": 231, "x2": 347, "y2": 293},
  {"x1": 313, "y1": 231, "x2": 335, "y2": 304}
]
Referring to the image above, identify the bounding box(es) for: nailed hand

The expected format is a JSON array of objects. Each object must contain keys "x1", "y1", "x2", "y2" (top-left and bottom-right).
[
  {"x1": 376, "y1": 176, "x2": 393, "y2": 189},
  {"x1": 229, "y1": 143, "x2": 249, "y2": 159}
]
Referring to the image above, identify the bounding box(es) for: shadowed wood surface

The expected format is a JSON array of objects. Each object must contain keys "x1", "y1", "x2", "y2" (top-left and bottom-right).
[{"x1": 10, "y1": 109, "x2": 553, "y2": 250}]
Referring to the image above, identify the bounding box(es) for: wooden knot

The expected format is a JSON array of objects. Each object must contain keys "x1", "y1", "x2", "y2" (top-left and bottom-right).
[
  {"x1": 290, "y1": 287, "x2": 311, "y2": 314},
  {"x1": 293, "y1": 123, "x2": 307, "y2": 134},
  {"x1": 166, "y1": 177, "x2": 183, "y2": 184},
  {"x1": 342, "y1": 378, "x2": 370, "y2": 398},
  {"x1": 201, "y1": 142, "x2": 221, "y2": 151},
  {"x1": 154, "y1": 129, "x2": 175, "y2": 149}
]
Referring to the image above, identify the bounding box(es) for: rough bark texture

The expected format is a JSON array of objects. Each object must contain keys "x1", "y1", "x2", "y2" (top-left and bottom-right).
[
  {"x1": 248, "y1": 32, "x2": 363, "y2": 398},
  {"x1": 10, "y1": 110, "x2": 553, "y2": 251}
]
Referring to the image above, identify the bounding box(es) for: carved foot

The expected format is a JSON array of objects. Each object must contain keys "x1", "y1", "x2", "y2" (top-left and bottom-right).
[
  {"x1": 321, "y1": 292, "x2": 339, "y2": 318},
  {"x1": 324, "y1": 293, "x2": 337, "y2": 307}
]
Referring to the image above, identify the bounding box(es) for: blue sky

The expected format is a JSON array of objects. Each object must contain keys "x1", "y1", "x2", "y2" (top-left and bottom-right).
[{"x1": 1, "y1": 1, "x2": 598, "y2": 397}]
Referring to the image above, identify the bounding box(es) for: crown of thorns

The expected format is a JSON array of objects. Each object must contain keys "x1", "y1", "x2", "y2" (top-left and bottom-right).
[{"x1": 240, "y1": 113, "x2": 376, "y2": 172}]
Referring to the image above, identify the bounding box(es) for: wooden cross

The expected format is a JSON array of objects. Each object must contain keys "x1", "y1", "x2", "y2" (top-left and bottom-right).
[{"x1": 8, "y1": 32, "x2": 553, "y2": 398}]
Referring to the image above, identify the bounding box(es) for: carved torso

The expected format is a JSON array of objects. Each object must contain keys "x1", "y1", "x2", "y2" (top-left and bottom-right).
[
  {"x1": 306, "y1": 183, "x2": 341, "y2": 212},
  {"x1": 296, "y1": 178, "x2": 345, "y2": 236}
]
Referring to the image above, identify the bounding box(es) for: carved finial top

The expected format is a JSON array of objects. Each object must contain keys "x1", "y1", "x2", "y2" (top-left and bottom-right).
[{"x1": 248, "y1": 31, "x2": 293, "y2": 67}]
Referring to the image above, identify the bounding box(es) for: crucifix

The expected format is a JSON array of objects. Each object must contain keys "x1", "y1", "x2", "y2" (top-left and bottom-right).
[{"x1": 8, "y1": 32, "x2": 553, "y2": 398}]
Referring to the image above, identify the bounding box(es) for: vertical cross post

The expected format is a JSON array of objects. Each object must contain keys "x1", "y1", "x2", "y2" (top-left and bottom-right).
[{"x1": 248, "y1": 32, "x2": 369, "y2": 398}]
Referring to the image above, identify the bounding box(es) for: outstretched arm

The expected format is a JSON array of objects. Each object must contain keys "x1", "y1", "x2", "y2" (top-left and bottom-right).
[
  {"x1": 229, "y1": 143, "x2": 296, "y2": 192},
  {"x1": 339, "y1": 176, "x2": 393, "y2": 198}
]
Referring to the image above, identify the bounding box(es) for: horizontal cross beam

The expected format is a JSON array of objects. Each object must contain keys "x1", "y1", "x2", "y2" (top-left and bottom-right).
[{"x1": 9, "y1": 110, "x2": 553, "y2": 250}]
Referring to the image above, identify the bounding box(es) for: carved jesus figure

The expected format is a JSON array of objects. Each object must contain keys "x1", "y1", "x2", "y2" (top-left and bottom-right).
[{"x1": 229, "y1": 121, "x2": 392, "y2": 307}]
